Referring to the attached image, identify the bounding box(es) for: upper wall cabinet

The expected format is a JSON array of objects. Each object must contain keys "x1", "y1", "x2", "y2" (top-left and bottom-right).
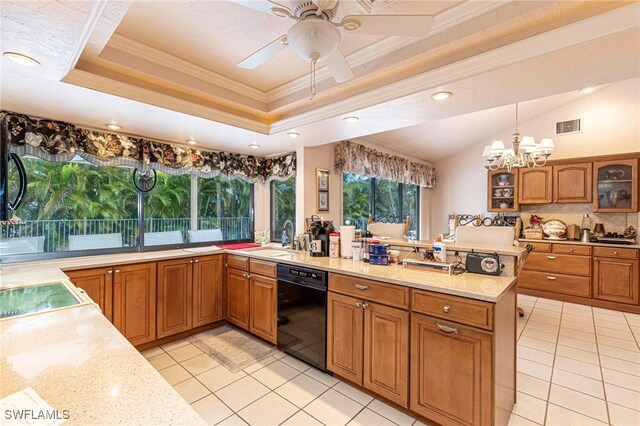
[
  {"x1": 518, "y1": 166, "x2": 553, "y2": 204},
  {"x1": 593, "y1": 159, "x2": 638, "y2": 213},
  {"x1": 553, "y1": 163, "x2": 592, "y2": 203},
  {"x1": 487, "y1": 170, "x2": 519, "y2": 212}
]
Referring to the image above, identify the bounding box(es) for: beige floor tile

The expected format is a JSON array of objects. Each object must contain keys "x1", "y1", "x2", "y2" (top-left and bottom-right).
[
  {"x1": 251, "y1": 360, "x2": 300, "y2": 389},
  {"x1": 605, "y1": 383, "x2": 640, "y2": 411},
  {"x1": 181, "y1": 353, "x2": 220, "y2": 375},
  {"x1": 551, "y1": 369, "x2": 605, "y2": 399},
  {"x1": 595, "y1": 318, "x2": 633, "y2": 331},
  {"x1": 279, "y1": 354, "x2": 311, "y2": 372},
  {"x1": 562, "y1": 302, "x2": 593, "y2": 315},
  {"x1": 333, "y1": 381, "x2": 374, "y2": 406},
  {"x1": 598, "y1": 336, "x2": 640, "y2": 351},
  {"x1": 274, "y1": 373, "x2": 328, "y2": 408},
  {"x1": 508, "y1": 413, "x2": 541, "y2": 425},
  {"x1": 243, "y1": 356, "x2": 277, "y2": 374},
  {"x1": 517, "y1": 358, "x2": 552, "y2": 382},
  {"x1": 562, "y1": 312, "x2": 595, "y2": 323},
  {"x1": 593, "y1": 307, "x2": 626, "y2": 318},
  {"x1": 525, "y1": 321, "x2": 559, "y2": 334},
  {"x1": 555, "y1": 344, "x2": 600, "y2": 366},
  {"x1": 168, "y1": 343, "x2": 204, "y2": 362},
  {"x1": 216, "y1": 414, "x2": 249, "y2": 426},
  {"x1": 148, "y1": 352, "x2": 177, "y2": 370},
  {"x1": 600, "y1": 356, "x2": 640, "y2": 376},
  {"x1": 561, "y1": 319, "x2": 595, "y2": 333},
  {"x1": 304, "y1": 389, "x2": 364, "y2": 426},
  {"x1": 141, "y1": 346, "x2": 164, "y2": 359},
  {"x1": 517, "y1": 373, "x2": 550, "y2": 400},
  {"x1": 527, "y1": 313, "x2": 561, "y2": 325},
  {"x1": 554, "y1": 356, "x2": 602, "y2": 380},
  {"x1": 559, "y1": 327, "x2": 596, "y2": 343},
  {"x1": 281, "y1": 411, "x2": 323, "y2": 426},
  {"x1": 608, "y1": 402, "x2": 640, "y2": 426},
  {"x1": 545, "y1": 403, "x2": 608, "y2": 426},
  {"x1": 625, "y1": 313, "x2": 640, "y2": 326},
  {"x1": 518, "y1": 294, "x2": 538, "y2": 303},
  {"x1": 596, "y1": 326, "x2": 635, "y2": 341},
  {"x1": 594, "y1": 313, "x2": 627, "y2": 325},
  {"x1": 517, "y1": 336, "x2": 557, "y2": 354},
  {"x1": 191, "y1": 394, "x2": 234, "y2": 425},
  {"x1": 304, "y1": 367, "x2": 340, "y2": 387},
  {"x1": 602, "y1": 367, "x2": 640, "y2": 391},
  {"x1": 511, "y1": 391, "x2": 547, "y2": 424},
  {"x1": 535, "y1": 304, "x2": 563, "y2": 314},
  {"x1": 238, "y1": 392, "x2": 299, "y2": 426},
  {"x1": 598, "y1": 345, "x2": 640, "y2": 363},
  {"x1": 159, "y1": 363, "x2": 192, "y2": 385},
  {"x1": 173, "y1": 377, "x2": 211, "y2": 404},
  {"x1": 161, "y1": 339, "x2": 190, "y2": 351},
  {"x1": 215, "y1": 376, "x2": 270, "y2": 412},
  {"x1": 367, "y1": 399, "x2": 415, "y2": 426},
  {"x1": 557, "y1": 335, "x2": 598, "y2": 353},
  {"x1": 348, "y1": 408, "x2": 396, "y2": 426},
  {"x1": 518, "y1": 345, "x2": 555, "y2": 366},
  {"x1": 273, "y1": 350, "x2": 287, "y2": 359},
  {"x1": 197, "y1": 366, "x2": 246, "y2": 392},
  {"x1": 548, "y1": 384, "x2": 608, "y2": 423}
]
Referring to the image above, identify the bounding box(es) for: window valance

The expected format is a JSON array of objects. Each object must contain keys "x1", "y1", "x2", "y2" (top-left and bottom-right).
[
  {"x1": 1, "y1": 110, "x2": 295, "y2": 183},
  {"x1": 334, "y1": 140, "x2": 436, "y2": 188}
]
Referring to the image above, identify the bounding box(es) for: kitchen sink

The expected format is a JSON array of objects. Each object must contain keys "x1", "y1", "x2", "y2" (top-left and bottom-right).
[
  {"x1": 0, "y1": 281, "x2": 90, "y2": 320},
  {"x1": 253, "y1": 249, "x2": 301, "y2": 260}
]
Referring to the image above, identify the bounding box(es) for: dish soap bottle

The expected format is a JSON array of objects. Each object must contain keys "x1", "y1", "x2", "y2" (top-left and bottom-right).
[{"x1": 433, "y1": 235, "x2": 447, "y2": 263}]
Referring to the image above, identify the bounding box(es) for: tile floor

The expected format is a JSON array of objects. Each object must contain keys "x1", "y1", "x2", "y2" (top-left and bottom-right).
[{"x1": 142, "y1": 295, "x2": 640, "y2": 426}]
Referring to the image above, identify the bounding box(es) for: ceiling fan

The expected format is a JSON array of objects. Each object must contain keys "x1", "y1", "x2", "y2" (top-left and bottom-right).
[{"x1": 235, "y1": 0, "x2": 435, "y2": 92}]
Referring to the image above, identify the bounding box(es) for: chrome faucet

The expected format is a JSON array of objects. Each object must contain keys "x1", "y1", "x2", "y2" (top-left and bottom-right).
[{"x1": 282, "y1": 220, "x2": 294, "y2": 248}]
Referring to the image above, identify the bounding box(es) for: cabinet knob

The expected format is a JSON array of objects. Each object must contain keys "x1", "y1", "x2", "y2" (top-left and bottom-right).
[
  {"x1": 355, "y1": 302, "x2": 362, "y2": 308},
  {"x1": 107, "y1": 269, "x2": 113, "y2": 274},
  {"x1": 243, "y1": 273, "x2": 247, "y2": 277},
  {"x1": 362, "y1": 302, "x2": 369, "y2": 309},
  {"x1": 443, "y1": 305, "x2": 450, "y2": 313},
  {"x1": 194, "y1": 259, "x2": 199, "y2": 263},
  {"x1": 189, "y1": 259, "x2": 194, "y2": 263},
  {"x1": 613, "y1": 251, "x2": 618, "y2": 255},
  {"x1": 594, "y1": 257, "x2": 598, "y2": 260},
  {"x1": 569, "y1": 249, "x2": 574, "y2": 253}
]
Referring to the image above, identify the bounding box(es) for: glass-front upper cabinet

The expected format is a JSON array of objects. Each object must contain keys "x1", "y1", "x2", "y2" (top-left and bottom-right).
[
  {"x1": 593, "y1": 159, "x2": 638, "y2": 213},
  {"x1": 487, "y1": 170, "x2": 519, "y2": 212}
]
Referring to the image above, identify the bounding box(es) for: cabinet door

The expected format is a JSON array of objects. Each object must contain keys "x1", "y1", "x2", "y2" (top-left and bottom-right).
[
  {"x1": 363, "y1": 302, "x2": 409, "y2": 407},
  {"x1": 554, "y1": 163, "x2": 592, "y2": 203},
  {"x1": 113, "y1": 262, "x2": 156, "y2": 346},
  {"x1": 327, "y1": 292, "x2": 364, "y2": 385},
  {"x1": 593, "y1": 159, "x2": 638, "y2": 213},
  {"x1": 193, "y1": 255, "x2": 224, "y2": 328},
  {"x1": 227, "y1": 267, "x2": 250, "y2": 330},
  {"x1": 66, "y1": 267, "x2": 113, "y2": 321},
  {"x1": 593, "y1": 257, "x2": 639, "y2": 305},
  {"x1": 487, "y1": 170, "x2": 519, "y2": 212},
  {"x1": 518, "y1": 166, "x2": 552, "y2": 204},
  {"x1": 410, "y1": 313, "x2": 492, "y2": 426},
  {"x1": 157, "y1": 258, "x2": 193, "y2": 338},
  {"x1": 249, "y1": 275, "x2": 278, "y2": 344}
]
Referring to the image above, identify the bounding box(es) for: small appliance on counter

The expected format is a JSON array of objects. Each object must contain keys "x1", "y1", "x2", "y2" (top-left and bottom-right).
[
  {"x1": 595, "y1": 227, "x2": 637, "y2": 245},
  {"x1": 307, "y1": 215, "x2": 336, "y2": 257},
  {"x1": 465, "y1": 252, "x2": 502, "y2": 276},
  {"x1": 566, "y1": 224, "x2": 580, "y2": 241}
]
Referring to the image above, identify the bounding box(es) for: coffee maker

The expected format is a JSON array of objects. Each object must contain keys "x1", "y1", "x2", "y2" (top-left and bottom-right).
[{"x1": 307, "y1": 215, "x2": 336, "y2": 257}]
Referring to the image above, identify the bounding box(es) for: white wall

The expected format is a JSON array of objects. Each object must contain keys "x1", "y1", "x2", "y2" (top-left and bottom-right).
[{"x1": 430, "y1": 77, "x2": 640, "y2": 236}]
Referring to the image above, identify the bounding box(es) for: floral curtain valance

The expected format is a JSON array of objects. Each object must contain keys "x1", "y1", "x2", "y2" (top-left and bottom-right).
[
  {"x1": 1, "y1": 110, "x2": 295, "y2": 183},
  {"x1": 334, "y1": 140, "x2": 436, "y2": 188}
]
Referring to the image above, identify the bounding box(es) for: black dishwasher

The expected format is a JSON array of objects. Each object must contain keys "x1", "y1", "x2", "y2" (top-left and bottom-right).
[{"x1": 277, "y1": 264, "x2": 327, "y2": 372}]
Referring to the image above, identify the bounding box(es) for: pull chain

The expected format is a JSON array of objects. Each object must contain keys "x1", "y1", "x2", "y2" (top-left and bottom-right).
[{"x1": 309, "y1": 58, "x2": 317, "y2": 100}]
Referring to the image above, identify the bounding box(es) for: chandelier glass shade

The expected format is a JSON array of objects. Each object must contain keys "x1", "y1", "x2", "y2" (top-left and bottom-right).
[{"x1": 482, "y1": 104, "x2": 554, "y2": 172}]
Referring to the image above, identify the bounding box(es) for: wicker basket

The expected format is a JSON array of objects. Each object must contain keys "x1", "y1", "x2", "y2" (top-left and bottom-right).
[{"x1": 523, "y1": 227, "x2": 544, "y2": 240}]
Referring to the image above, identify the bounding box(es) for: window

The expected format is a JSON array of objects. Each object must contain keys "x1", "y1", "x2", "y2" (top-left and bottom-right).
[
  {"x1": 342, "y1": 172, "x2": 419, "y2": 237},
  {"x1": 143, "y1": 172, "x2": 191, "y2": 246},
  {"x1": 198, "y1": 177, "x2": 252, "y2": 242},
  {"x1": 271, "y1": 177, "x2": 296, "y2": 242}
]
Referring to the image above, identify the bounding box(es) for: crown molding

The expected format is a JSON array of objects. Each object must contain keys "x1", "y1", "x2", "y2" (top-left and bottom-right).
[
  {"x1": 62, "y1": 0, "x2": 110, "y2": 78},
  {"x1": 270, "y1": 3, "x2": 640, "y2": 133},
  {"x1": 108, "y1": 33, "x2": 268, "y2": 103}
]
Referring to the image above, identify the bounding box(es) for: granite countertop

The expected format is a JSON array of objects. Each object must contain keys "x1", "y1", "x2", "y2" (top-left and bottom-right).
[
  {"x1": 0, "y1": 304, "x2": 206, "y2": 425},
  {"x1": 381, "y1": 238, "x2": 526, "y2": 257},
  {"x1": 519, "y1": 238, "x2": 640, "y2": 249}
]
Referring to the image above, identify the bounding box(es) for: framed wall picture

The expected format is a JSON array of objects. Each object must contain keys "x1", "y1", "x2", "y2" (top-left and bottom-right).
[
  {"x1": 316, "y1": 168, "x2": 330, "y2": 212},
  {"x1": 317, "y1": 168, "x2": 329, "y2": 191},
  {"x1": 318, "y1": 191, "x2": 329, "y2": 212}
]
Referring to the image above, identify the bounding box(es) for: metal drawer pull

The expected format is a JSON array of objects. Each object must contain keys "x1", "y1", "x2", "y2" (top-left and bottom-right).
[
  {"x1": 436, "y1": 323, "x2": 458, "y2": 334},
  {"x1": 547, "y1": 256, "x2": 557, "y2": 260},
  {"x1": 443, "y1": 305, "x2": 450, "y2": 313},
  {"x1": 546, "y1": 276, "x2": 557, "y2": 280},
  {"x1": 355, "y1": 284, "x2": 369, "y2": 291}
]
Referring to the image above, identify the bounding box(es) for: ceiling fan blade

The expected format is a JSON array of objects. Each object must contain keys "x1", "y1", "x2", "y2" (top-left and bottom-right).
[
  {"x1": 238, "y1": 35, "x2": 288, "y2": 69},
  {"x1": 325, "y1": 49, "x2": 354, "y2": 83},
  {"x1": 226, "y1": 0, "x2": 291, "y2": 15},
  {"x1": 341, "y1": 15, "x2": 434, "y2": 37}
]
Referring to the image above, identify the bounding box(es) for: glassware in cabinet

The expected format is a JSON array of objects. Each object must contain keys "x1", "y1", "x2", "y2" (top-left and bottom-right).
[{"x1": 593, "y1": 159, "x2": 638, "y2": 212}]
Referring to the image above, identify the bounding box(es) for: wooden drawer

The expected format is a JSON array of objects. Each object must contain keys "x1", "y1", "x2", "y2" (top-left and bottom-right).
[
  {"x1": 524, "y1": 252, "x2": 591, "y2": 276},
  {"x1": 226, "y1": 254, "x2": 249, "y2": 271},
  {"x1": 250, "y1": 259, "x2": 277, "y2": 278},
  {"x1": 329, "y1": 274, "x2": 409, "y2": 309},
  {"x1": 519, "y1": 270, "x2": 591, "y2": 298},
  {"x1": 411, "y1": 290, "x2": 493, "y2": 331},
  {"x1": 520, "y1": 242, "x2": 551, "y2": 253},
  {"x1": 553, "y1": 244, "x2": 592, "y2": 255},
  {"x1": 593, "y1": 247, "x2": 639, "y2": 260}
]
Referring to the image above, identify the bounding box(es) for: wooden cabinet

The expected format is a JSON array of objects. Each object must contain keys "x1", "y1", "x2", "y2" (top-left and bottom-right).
[
  {"x1": 553, "y1": 163, "x2": 592, "y2": 203},
  {"x1": 593, "y1": 159, "x2": 638, "y2": 212},
  {"x1": 66, "y1": 267, "x2": 113, "y2": 321},
  {"x1": 487, "y1": 170, "x2": 518, "y2": 212},
  {"x1": 113, "y1": 262, "x2": 157, "y2": 346},
  {"x1": 249, "y1": 274, "x2": 277, "y2": 344},
  {"x1": 157, "y1": 258, "x2": 193, "y2": 338},
  {"x1": 410, "y1": 312, "x2": 492, "y2": 426},
  {"x1": 327, "y1": 292, "x2": 364, "y2": 385},
  {"x1": 227, "y1": 267, "x2": 250, "y2": 330},
  {"x1": 593, "y1": 257, "x2": 639, "y2": 305},
  {"x1": 193, "y1": 255, "x2": 224, "y2": 327},
  {"x1": 518, "y1": 166, "x2": 552, "y2": 204}
]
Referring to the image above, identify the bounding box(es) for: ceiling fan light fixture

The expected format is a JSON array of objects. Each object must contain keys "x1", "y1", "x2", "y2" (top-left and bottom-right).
[
  {"x1": 431, "y1": 91, "x2": 452, "y2": 101},
  {"x1": 186, "y1": 139, "x2": 199, "y2": 145},
  {"x1": 341, "y1": 18, "x2": 361, "y2": 31},
  {"x1": 3, "y1": 52, "x2": 40, "y2": 67},
  {"x1": 248, "y1": 142, "x2": 261, "y2": 149},
  {"x1": 287, "y1": 19, "x2": 340, "y2": 62},
  {"x1": 105, "y1": 123, "x2": 123, "y2": 131},
  {"x1": 343, "y1": 116, "x2": 359, "y2": 123},
  {"x1": 287, "y1": 131, "x2": 301, "y2": 138}
]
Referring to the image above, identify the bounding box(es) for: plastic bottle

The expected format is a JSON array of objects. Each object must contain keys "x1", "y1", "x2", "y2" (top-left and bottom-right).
[
  {"x1": 329, "y1": 233, "x2": 340, "y2": 258},
  {"x1": 433, "y1": 235, "x2": 447, "y2": 263}
]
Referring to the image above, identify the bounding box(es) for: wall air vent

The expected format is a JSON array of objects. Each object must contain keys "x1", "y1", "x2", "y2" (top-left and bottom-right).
[{"x1": 555, "y1": 119, "x2": 581, "y2": 135}]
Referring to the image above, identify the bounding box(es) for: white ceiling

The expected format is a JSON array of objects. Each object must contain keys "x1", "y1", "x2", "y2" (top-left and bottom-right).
[{"x1": 1, "y1": 1, "x2": 639, "y2": 159}]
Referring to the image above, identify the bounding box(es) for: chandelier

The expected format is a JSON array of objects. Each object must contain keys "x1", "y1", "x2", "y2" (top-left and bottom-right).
[{"x1": 482, "y1": 103, "x2": 554, "y2": 172}]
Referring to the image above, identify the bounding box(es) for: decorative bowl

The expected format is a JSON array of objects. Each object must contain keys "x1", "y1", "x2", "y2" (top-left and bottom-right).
[{"x1": 542, "y1": 219, "x2": 567, "y2": 240}]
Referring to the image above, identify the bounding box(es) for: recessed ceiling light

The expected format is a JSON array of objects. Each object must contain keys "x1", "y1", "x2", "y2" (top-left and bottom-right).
[
  {"x1": 431, "y1": 91, "x2": 452, "y2": 101},
  {"x1": 343, "y1": 116, "x2": 359, "y2": 124},
  {"x1": 580, "y1": 86, "x2": 595, "y2": 94},
  {"x1": 248, "y1": 142, "x2": 260, "y2": 149},
  {"x1": 287, "y1": 131, "x2": 300, "y2": 138},
  {"x1": 186, "y1": 139, "x2": 199, "y2": 145},
  {"x1": 105, "y1": 123, "x2": 122, "y2": 131},
  {"x1": 3, "y1": 52, "x2": 40, "y2": 67}
]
